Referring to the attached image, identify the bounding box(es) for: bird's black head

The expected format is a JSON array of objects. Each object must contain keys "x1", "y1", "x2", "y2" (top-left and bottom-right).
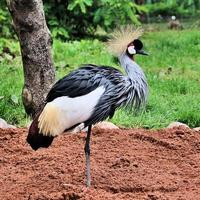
[{"x1": 126, "y1": 39, "x2": 148, "y2": 58}]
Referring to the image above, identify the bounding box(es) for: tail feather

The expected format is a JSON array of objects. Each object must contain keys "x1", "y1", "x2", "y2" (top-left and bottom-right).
[{"x1": 27, "y1": 113, "x2": 54, "y2": 151}]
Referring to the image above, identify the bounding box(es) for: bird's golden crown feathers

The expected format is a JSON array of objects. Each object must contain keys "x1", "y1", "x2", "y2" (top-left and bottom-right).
[{"x1": 107, "y1": 26, "x2": 143, "y2": 57}]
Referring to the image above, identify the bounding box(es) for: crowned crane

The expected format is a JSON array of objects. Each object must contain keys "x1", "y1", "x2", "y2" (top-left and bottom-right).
[{"x1": 27, "y1": 27, "x2": 149, "y2": 187}]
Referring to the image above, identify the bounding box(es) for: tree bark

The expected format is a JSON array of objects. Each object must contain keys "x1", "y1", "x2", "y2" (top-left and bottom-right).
[{"x1": 7, "y1": 0, "x2": 55, "y2": 118}]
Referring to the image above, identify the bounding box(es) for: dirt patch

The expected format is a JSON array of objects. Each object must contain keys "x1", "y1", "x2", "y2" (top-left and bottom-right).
[{"x1": 0, "y1": 127, "x2": 200, "y2": 200}]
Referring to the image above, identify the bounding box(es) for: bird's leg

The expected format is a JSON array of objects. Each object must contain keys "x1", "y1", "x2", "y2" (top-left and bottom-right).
[{"x1": 84, "y1": 125, "x2": 92, "y2": 187}]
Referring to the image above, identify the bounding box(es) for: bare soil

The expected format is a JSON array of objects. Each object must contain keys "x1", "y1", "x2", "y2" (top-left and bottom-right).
[{"x1": 0, "y1": 127, "x2": 200, "y2": 200}]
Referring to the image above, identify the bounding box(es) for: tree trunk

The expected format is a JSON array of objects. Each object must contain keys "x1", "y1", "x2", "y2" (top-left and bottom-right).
[{"x1": 7, "y1": 0, "x2": 55, "y2": 118}]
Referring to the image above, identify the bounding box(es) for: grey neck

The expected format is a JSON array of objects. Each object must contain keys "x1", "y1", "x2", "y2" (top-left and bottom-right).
[
  {"x1": 119, "y1": 53, "x2": 148, "y2": 104},
  {"x1": 119, "y1": 53, "x2": 146, "y2": 81}
]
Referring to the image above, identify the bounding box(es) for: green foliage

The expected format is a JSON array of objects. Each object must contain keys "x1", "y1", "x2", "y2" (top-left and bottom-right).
[
  {"x1": 0, "y1": 1, "x2": 13, "y2": 38},
  {"x1": 146, "y1": 2, "x2": 188, "y2": 17},
  {"x1": 0, "y1": 40, "x2": 26, "y2": 125},
  {"x1": 68, "y1": 0, "x2": 93, "y2": 13},
  {"x1": 44, "y1": 0, "x2": 146, "y2": 40},
  {"x1": 1, "y1": 0, "x2": 147, "y2": 39},
  {"x1": 1, "y1": 0, "x2": 200, "y2": 39},
  {"x1": 145, "y1": 0, "x2": 200, "y2": 18},
  {"x1": 93, "y1": 0, "x2": 147, "y2": 30}
]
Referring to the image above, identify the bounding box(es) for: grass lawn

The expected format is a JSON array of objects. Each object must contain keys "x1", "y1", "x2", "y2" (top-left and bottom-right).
[{"x1": 0, "y1": 29, "x2": 200, "y2": 128}]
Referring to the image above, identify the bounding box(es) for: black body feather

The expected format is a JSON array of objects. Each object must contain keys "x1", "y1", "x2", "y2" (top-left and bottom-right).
[{"x1": 46, "y1": 65, "x2": 129, "y2": 126}]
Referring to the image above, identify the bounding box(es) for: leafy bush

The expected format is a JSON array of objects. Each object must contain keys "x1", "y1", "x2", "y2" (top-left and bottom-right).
[
  {"x1": 145, "y1": 0, "x2": 200, "y2": 19},
  {"x1": 146, "y1": 2, "x2": 188, "y2": 17},
  {"x1": 0, "y1": 1, "x2": 14, "y2": 38},
  {"x1": 44, "y1": 0, "x2": 147, "y2": 40},
  {"x1": 2, "y1": 0, "x2": 200, "y2": 40},
  {"x1": 1, "y1": 0, "x2": 147, "y2": 40},
  {"x1": 92, "y1": 0, "x2": 147, "y2": 31}
]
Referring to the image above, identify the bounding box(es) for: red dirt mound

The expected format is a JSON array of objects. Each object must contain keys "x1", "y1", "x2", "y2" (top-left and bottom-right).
[{"x1": 0, "y1": 127, "x2": 200, "y2": 200}]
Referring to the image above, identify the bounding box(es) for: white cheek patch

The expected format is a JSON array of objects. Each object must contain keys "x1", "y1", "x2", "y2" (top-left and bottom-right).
[{"x1": 127, "y1": 46, "x2": 136, "y2": 55}]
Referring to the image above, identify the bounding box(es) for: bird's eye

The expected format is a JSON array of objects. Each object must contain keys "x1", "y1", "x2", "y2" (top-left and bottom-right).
[{"x1": 133, "y1": 39, "x2": 143, "y2": 50}]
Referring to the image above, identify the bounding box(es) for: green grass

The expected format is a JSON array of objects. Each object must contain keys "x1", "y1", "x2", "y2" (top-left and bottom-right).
[{"x1": 0, "y1": 29, "x2": 200, "y2": 128}]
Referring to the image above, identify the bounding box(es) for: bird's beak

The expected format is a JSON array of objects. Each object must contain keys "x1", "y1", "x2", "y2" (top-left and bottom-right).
[{"x1": 137, "y1": 49, "x2": 149, "y2": 56}]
